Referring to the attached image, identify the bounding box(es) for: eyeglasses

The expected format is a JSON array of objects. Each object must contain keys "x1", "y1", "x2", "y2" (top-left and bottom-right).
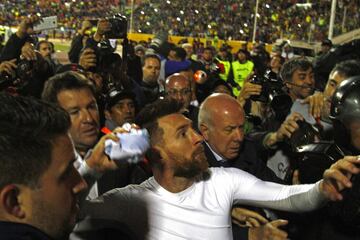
[{"x1": 167, "y1": 88, "x2": 191, "y2": 96}]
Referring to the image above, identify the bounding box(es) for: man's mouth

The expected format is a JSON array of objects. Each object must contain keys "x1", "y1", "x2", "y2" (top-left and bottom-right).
[{"x1": 82, "y1": 126, "x2": 98, "y2": 135}]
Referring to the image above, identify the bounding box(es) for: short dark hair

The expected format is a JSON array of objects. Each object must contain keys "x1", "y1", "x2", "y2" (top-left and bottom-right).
[
  {"x1": 35, "y1": 40, "x2": 49, "y2": 50},
  {"x1": 136, "y1": 98, "x2": 183, "y2": 144},
  {"x1": 173, "y1": 47, "x2": 187, "y2": 61},
  {"x1": 331, "y1": 59, "x2": 360, "y2": 78},
  {"x1": 41, "y1": 71, "x2": 96, "y2": 104},
  {"x1": 203, "y1": 47, "x2": 213, "y2": 53},
  {"x1": 135, "y1": 98, "x2": 183, "y2": 166},
  {"x1": 280, "y1": 57, "x2": 312, "y2": 82},
  {"x1": 0, "y1": 93, "x2": 71, "y2": 189},
  {"x1": 141, "y1": 53, "x2": 161, "y2": 67}
]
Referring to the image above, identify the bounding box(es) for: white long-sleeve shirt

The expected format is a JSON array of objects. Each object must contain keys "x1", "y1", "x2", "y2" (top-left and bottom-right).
[{"x1": 72, "y1": 167, "x2": 326, "y2": 240}]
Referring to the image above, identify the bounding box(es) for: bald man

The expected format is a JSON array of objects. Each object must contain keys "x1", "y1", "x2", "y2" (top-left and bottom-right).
[
  {"x1": 198, "y1": 93, "x2": 290, "y2": 240},
  {"x1": 165, "y1": 73, "x2": 199, "y2": 130},
  {"x1": 198, "y1": 94, "x2": 281, "y2": 182}
]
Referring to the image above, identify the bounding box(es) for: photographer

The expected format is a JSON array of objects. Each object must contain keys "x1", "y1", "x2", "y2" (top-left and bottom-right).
[
  {"x1": 300, "y1": 60, "x2": 360, "y2": 140},
  {"x1": 0, "y1": 15, "x2": 40, "y2": 62},
  {"x1": 68, "y1": 20, "x2": 94, "y2": 64},
  {"x1": 79, "y1": 16, "x2": 142, "y2": 98},
  {"x1": 0, "y1": 15, "x2": 54, "y2": 97},
  {"x1": 36, "y1": 39, "x2": 61, "y2": 73},
  {"x1": 293, "y1": 76, "x2": 360, "y2": 240}
]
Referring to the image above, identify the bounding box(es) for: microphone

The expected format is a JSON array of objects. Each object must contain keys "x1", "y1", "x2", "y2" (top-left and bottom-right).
[{"x1": 284, "y1": 81, "x2": 319, "y2": 91}]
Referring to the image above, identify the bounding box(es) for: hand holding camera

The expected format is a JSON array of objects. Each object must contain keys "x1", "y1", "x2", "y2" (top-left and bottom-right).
[
  {"x1": 79, "y1": 48, "x2": 97, "y2": 70},
  {"x1": 20, "y1": 42, "x2": 37, "y2": 61},
  {"x1": 0, "y1": 59, "x2": 17, "y2": 76},
  {"x1": 237, "y1": 81, "x2": 262, "y2": 107},
  {"x1": 93, "y1": 19, "x2": 111, "y2": 42},
  {"x1": 16, "y1": 15, "x2": 41, "y2": 39}
]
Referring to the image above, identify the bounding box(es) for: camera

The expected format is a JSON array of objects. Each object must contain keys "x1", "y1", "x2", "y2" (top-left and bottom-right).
[
  {"x1": 0, "y1": 52, "x2": 53, "y2": 94},
  {"x1": 289, "y1": 120, "x2": 321, "y2": 151},
  {"x1": 0, "y1": 59, "x2": 35, "y2": 91},
  {"x1": 90, "y1": 14, "x2": 128, "y2": 39},
  {"x1": 107, "y1": 14, "x2": 128, "y2": 39},
  {"x1": 250, "y1": 70, "x2": 292, "y2": 118}
]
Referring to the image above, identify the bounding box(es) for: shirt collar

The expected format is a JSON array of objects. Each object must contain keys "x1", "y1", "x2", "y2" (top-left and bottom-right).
[{"x1": 205, "y1": 141, "x2": 227, "y2": 162}]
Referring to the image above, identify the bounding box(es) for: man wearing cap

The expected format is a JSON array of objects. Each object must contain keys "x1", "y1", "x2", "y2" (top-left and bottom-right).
[
  {"x1": 134, "y1": 45, "x2": 146, "y2": 59},
  {"x1": 215, "y1": 46, "x2": 232, "y2": 81},
  {"x1": 104, "y1": 89, "x2": 136, "y2": 131}
]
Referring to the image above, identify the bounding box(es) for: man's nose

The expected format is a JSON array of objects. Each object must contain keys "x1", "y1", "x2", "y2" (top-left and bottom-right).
[
  {"x1": 72, "y1": 168, "x2": 88, "y2": 194},
  {"x1": 81, "y1": 109, "x2": 95, "y2": 122},
  {"x1": 191, "y1": 128, "x2": 204, "y2": 144},
  {"x1": 233, "y1": 128, "x2": 244, "y2": 141}
]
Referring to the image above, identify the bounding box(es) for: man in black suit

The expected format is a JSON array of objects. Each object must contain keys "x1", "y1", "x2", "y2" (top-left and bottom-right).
[
  {"x1": 198, "y1": 93, "x2": 294, "y2": 240},
  {"x1": 198, "y1": 93, "x2": 283, "y2": 183}
]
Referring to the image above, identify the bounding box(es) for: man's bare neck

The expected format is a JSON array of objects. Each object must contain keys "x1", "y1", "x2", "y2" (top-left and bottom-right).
[{"x1": 153, "y1": 170, "x2": 195, "y2": 193}]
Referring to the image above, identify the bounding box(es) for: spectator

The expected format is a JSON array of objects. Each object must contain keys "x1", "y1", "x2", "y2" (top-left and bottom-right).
[
  {"x1": 104, "y1": 89, "x2": 137, "y2": 131},
  {"x1": 165, "y1": 73, "x2": 199, "y2": 129},
  {"x1": 137, "y1": 53, "x2": 161, "y2": 108}
]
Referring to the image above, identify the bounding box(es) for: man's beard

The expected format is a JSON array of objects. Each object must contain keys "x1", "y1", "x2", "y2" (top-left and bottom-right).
[
  {"x1": 172, "y1": 145, "x2": 209, "y2": 179},
  {"x1": 31, "y1": 195, "x2": 75, "y2": 240}
]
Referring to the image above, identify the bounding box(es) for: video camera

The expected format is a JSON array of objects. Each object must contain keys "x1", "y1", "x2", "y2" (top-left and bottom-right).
[
  {"x1": 250, "y1": 70, "x2": 292, "y2": 120},
  {"x1": 0, "y1": 52, "x2": 52, "y2": 93},
  {"x1": 85, "y1": 14, "x2": 128, "y2": 74},
  {"x1": 90, "y1": 14, "x2": 128, "y2": 39}
]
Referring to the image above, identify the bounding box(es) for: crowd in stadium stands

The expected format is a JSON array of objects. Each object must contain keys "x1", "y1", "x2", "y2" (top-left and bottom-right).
[
  {"x1": 0, "y1": 0, "x2": 121, "y2": 34},
  {"x1": 1, "y1": 9, "x2": 360, "y2": 240},
  {"x1": 132, "y1": 0, "x2": 360, "y2": 42},
  {"x1": 0, "y1": 0, "x2": 359, "y2": 43}
]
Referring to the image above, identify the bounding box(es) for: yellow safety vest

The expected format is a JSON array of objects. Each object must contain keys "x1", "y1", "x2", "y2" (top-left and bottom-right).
[
  {"x1": 231, "y1": 60, "x2": 254, "y2": 96},
  {"x1": 216, "y1": 58, "x2": 231, "y2": 81}
]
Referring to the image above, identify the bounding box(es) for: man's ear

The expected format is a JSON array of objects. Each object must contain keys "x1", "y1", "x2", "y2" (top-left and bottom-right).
[
  {"x1": 0, "y1": 185, "x2": 26, "y2": 219},
  {"x1": 199, "y1": 123, "x2": 209, "y2": 141},
  {"x1": 104, "y1": 110, "x2": 112, "y2": 120},
  {"x1": 146, "y1": 145, "x2": 166, "y2": 168},
  {"x1": 151, "y1": 145, "x2": 165, "y2": 160}
]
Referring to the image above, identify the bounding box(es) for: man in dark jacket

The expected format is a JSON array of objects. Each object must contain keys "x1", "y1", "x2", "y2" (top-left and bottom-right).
[
  {"x1": 198, "y1": 93, "x2": 291, "y2": 240},
  {"x1": 0, "y1": 93, "x2": 87, "y2": 239}
]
